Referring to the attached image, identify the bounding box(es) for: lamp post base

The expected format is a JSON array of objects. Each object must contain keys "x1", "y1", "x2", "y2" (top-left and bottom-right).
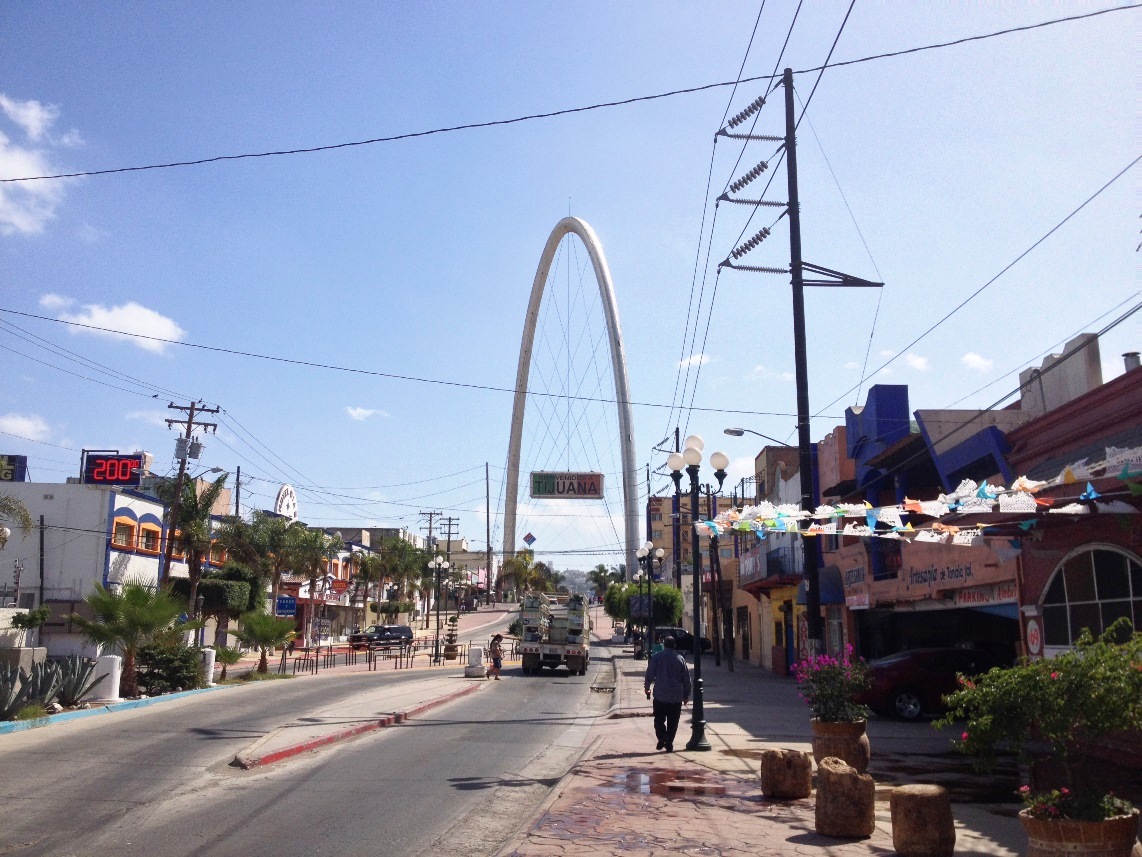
[{"x1": 685, "y1": 727, "x2": 712, "y2": 751}]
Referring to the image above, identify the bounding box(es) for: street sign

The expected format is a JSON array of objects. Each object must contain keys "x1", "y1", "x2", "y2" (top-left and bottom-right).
[
  {"x1": 529, "y1": 471, "x2": 604, "y2": 499},
  {"x1": 523, "y1": 532, "x2": 536, "y2": 546},
  {"x1": 275, "y1": 596, "x2": 297, "y2": 616}
]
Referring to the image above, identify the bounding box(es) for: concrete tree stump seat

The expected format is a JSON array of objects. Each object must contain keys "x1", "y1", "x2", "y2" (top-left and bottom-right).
[
  {"x1": 759, "y1": 748, "x2": 813, "y2": 799},
  {"x1": 890, "y1": 784, "x2": 955, "y2": 857},
  {"x1": 815, "y1": 756, "x2": 876, "y2": 839}
]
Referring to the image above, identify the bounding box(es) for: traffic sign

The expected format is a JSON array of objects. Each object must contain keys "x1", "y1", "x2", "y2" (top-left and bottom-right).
[
  {"x1": 523, "y1": 532, "x2": 536, "y2": 546},
  {"x1": 275, "y1": 596, "x2": 297, "y2": 616}
]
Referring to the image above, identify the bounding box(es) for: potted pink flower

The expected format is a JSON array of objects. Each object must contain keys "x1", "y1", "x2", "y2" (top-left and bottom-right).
[
  {"x1": 937, "y1": 619, "x2": 1140, "y2": 856},
  {"x1": 794, "y1": 645, "x2": 872, "y2": 772}
]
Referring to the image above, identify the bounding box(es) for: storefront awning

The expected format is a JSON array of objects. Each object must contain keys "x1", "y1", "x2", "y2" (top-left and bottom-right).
[{"x1": 796, "y1": 565, "x2": 845, "y2": 606}]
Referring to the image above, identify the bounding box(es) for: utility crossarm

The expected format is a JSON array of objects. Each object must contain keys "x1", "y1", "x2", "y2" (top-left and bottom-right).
[{"x1": 801, "y1": 262, "x2": 884, "y2": 289}]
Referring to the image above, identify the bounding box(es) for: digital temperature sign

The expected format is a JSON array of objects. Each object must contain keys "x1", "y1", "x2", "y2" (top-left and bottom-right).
[{"x1": 82, "y1": 452, "x2": 144, "y2": 487}]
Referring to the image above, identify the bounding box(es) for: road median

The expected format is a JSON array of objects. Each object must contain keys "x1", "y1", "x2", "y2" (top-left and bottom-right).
[{"x1": 233, "y1": 677, "x2": 486, "y2": 769}]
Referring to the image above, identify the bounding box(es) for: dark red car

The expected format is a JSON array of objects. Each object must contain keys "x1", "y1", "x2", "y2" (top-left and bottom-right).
[{"x1": 856, "y1": 648, "x2": 1011, "y2": 721}]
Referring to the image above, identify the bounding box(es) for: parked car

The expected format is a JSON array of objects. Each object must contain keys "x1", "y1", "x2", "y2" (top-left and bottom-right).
[
  {"x1": 348, "y1": 624, "x2": 414, "y2": 650},
  {"x1": 857, "y1": 647, "x2": 1012, "y2": 721},
  {"x1": 652, "y1": 626, "x2": 712, "y2": 654}
]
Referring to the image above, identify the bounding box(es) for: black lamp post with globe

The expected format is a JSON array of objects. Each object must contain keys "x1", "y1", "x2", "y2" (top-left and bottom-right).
[{"x1": 667, "y1": 434, "x2": 727, "y2": 752}]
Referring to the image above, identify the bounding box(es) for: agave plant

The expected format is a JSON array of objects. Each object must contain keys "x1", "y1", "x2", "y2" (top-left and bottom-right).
[
  {"x1": 1, "y1": 664, "x2": 30, "y2": 720},
  {"x1": 21, "y1": 661, "x2": 64, "y2": 707},
  {"x1": 56, "y1": 656, "x2": 108, "y2": 706}
]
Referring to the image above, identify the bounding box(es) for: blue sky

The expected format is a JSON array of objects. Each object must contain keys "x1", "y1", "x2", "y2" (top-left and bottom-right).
[{"x1": 1, "y1": 3, "x2": 1137, "y2": 570}]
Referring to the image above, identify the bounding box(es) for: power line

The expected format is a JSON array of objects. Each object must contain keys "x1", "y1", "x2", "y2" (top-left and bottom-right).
[
  {"x1": 813, "y1": 153, "x2": 1142, "y2": 419},
  {"x1": 3, "y1": 5, "x2": 1133, "y2": 185},
  {"x1": 0, "y1": 307, "x2": 822, "y2": 418}
]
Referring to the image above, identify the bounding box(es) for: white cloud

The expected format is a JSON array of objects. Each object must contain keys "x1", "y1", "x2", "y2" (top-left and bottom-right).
[
  {"x1": 39, "y1": 293, "x2": 73, "y2": 310},
  {"x1": 751, "y1": 364, "x2": 794, "y2": 382},
  {"x1": 679, "y1": 353, "x2": 709, "y2": 369},
  {"x1": 879, "y1": 349, "x2": 896, "y2": 359},
  {"x1": 961, "y1": 352, "x2": 994, "y2": 373},
  {"x1": 125, "y1": 410, "x2": 169, "y2": 427},
  {"x1": 0, "y1": 412, "x2": 51, "y2": 441},
  {"x1": 56, "y1": 300, "x2": 186, "y2": 354},
  {"x1": 904, "y1": 352, "x2": 929, "y2": 371},
  {"x1": 844, "y1": 360, "x2": 860, "y2": 370},
  {"x1": 0, "y1": 95, "x2": 59, "y2": 142},
  {"x1": 345, "y1": 407, "x2": 389, "y2": 421},
  {"x1": 0, "y1": 94, "x2": 81, "y2": 236}
]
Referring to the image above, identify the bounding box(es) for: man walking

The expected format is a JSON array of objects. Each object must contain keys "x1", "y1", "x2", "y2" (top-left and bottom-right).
[{"x1": 643, "y1": 636, "x2": 691, "y2": 752}]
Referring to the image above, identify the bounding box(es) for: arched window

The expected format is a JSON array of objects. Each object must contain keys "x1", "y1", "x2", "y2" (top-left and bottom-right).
[{"x1": 1041, "y1": 546, "x2": 1141, "y2": 649}]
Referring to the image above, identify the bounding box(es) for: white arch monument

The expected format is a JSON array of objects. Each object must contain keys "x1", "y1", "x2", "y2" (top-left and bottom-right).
[{"x1": 503, "y1": 217, "x2": 639, "y2": 577}]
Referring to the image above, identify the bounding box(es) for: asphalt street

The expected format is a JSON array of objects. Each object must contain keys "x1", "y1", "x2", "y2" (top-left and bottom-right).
[{"x1": 0, "y1": 660, "x2": 611, "y2": 857}]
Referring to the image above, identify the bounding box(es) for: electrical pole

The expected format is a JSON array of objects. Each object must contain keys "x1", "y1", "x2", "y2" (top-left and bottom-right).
[
  {"x1": 782, "y1": 67, "x2": 822, "y2": 657},
  {"x1": 160, "y1": 401, "x2": 219, "y2": 581},
  {"x1": 420, "y1": 510, "x2": 443, "y2": 630},
  {"x1": 234, "y1": 465, "x2": 241, "y2": 517},
  {"x1": 485, "y1": 463, "x2": 493, "y2": 605}
]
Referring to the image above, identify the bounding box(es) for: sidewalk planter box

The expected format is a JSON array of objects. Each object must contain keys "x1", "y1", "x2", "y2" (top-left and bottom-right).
[
  {"x1": 1018, "y1": 808, "x2": 1139, "y2": 857},
  {"x1": 811, "y1": 719, "x2": 870, "y2": 774}
]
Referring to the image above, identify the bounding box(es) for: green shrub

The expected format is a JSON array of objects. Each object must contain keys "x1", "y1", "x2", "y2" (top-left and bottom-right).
[
  {"x1": 936, "y1": 618, "x2": 1141, "y2": 818},
  {"x1": 14, "y1": 703, "x2": 47, "y2": 723},
  {"x1": 11, "y1": 605, "x2": 50, "y2": 630},
  {"x1": 137, "y1": 643, "x2": 205, "y2": 695},
  {"x1": 169, "y1": 577, "x2": 251, "y2": 617}
]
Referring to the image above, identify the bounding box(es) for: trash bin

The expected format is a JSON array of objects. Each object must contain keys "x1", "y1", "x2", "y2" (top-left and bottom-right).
[{"x1": 92, "y1": 654, "x2": 122, "y2": 702}]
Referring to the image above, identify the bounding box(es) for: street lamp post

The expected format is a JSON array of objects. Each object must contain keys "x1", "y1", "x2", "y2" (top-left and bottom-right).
[
  {"x1": 636, "y1": 540, "x2": 664, "y2": 659},
  {"x1": 667, "y1": 435, "x2": 727, "y2": 752},
  {"x1": 430, "y1": 555, "x2": 449, "y2": 664}
]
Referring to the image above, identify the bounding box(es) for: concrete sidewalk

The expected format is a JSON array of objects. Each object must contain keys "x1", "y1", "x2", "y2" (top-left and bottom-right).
[{"x1": 499, "y1": 637, "x2": 1025, "y2": 857}]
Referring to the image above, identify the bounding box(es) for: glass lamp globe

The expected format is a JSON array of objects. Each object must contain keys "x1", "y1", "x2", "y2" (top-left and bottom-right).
[
  {"x1": 655, "y1": 547, "x2": 665, "y2": 559},
  {"x1": 667, "y1": 452, "x2": 685, "y2": 472},
  {"x1": 683, "y1": 446, "x2": 702, "y2": 466},
  {"x1": 636, "y1": 547, "x2": 648, "y2": 558},
  {"x1": 684, "y1": 434, "x2": 704, "y2": 451},
  {"x1": 709, "y1": 451, "x2": 730, "y2": 470}
]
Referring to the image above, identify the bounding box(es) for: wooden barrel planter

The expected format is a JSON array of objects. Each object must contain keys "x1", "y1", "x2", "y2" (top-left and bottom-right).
[
  {"x1": 1018, "y1": 809, "x2": 1139, "y2": 857},
  {"x1": 811, "y1": 719, "x2": 871, "y2": 774}
]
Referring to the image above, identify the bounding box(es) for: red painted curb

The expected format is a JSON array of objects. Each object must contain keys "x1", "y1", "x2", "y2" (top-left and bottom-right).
[{"x1": 236, "y1": 681, "x2": 483, "y2": 769}]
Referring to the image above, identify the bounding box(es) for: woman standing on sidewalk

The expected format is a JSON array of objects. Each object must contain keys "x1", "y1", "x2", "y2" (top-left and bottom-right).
[{"x1": 488, "y1": 634, "x2": 504, "y2": 680}]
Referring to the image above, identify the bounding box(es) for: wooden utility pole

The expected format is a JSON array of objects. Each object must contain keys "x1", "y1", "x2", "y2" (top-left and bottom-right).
[{"x1": 160, "y1": 401, "x2": 219, "y2": 581}]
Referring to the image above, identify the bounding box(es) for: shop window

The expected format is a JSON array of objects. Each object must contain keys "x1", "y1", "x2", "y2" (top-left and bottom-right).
[
  {"x1": 112, "y1": 522, "x2": 136, "y2": 549},
  {"x1": 865, "y1": 538, "x2": 902, "y2": 581},
  {"x1": 1041, "y1": 547, "x2": 1140, "y2": 647},
  {"x1": 139, "y1": 527, "x2": 161, "y2": 554}
]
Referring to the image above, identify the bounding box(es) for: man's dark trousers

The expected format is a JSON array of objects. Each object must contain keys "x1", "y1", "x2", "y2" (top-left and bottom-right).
[{"x1": 653, "y1": 699, "x2": 683, "y2": 749}]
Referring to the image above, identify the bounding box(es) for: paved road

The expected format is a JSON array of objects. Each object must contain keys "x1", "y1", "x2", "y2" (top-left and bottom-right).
[{"x1": 0, "y1": 660, "x2": 610, "y2": 857}]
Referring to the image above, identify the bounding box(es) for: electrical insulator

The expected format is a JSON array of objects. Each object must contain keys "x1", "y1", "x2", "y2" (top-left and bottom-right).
[
  {"x1": 730, "y1": 160, "x2": 769, "y2": 193},
  {"x1": 188, "y1": 439, "x2": 203, "y2": 460},
  {"x1": 174, "y1": 437, "x2": 189, "y2": 461},
  {"x1": 726, "y1": 94, "x2": 766, "y2": 129},
  {"x1": 730, "y1": 227, "x2": 771, "y2": 259}
]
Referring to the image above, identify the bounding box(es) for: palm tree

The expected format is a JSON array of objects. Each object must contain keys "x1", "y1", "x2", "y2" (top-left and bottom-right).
[
  {"x1": 588, "y1": 563, "x2": 623, "y2": 597},
  {"x1": 234, "y1": 611, "x2": 296, "y2": 674},
  {"x1": 285, "y1": 527, "x2": 342, "y2": 646},
  {"x1": 69, "y1": 582, "x2": 196, "y2": 697},
  {"x1": 214, "y1": 511, "x2": 301, "y2": 609},
  {"x1": 0, "y1": 493, "x2": 34, "y2": 548},
  {"x1": 351, "y1": 552, "x2": 383, "y2": 628},
  {"x1": 501, "y1": 550, "x2": 541, "y2": 596},
  {"x1": 157, "y1": 473, "x2": 228, "y2": 610}
]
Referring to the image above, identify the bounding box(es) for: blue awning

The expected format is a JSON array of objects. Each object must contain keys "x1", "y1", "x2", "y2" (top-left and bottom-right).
[{"x1": 796, "y1": 565, "x2": 845, "y2": 606}]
